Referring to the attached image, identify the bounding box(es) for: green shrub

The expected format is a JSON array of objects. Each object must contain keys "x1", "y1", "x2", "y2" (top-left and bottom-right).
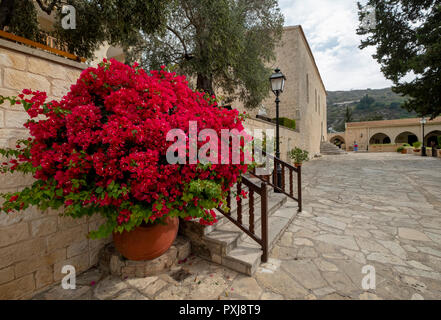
[
  {"x1": 271, "y1": 117, "x2": 296, "y2": 130},
  {"x1": 402, "y1": 143, "x2": 410, "y2": 147},
  {"x1": 289, "y1": 147, "x2": 309, "y2": 164},
  {"x1": 413, "y1": 141, "x2": 422, "y2": 149},
  {"x1": 438, "y1": 136, "x2": 441, "y2": 148},
  {"x1": 397, "y1": 146, "x2": 405, "y2": 152}
]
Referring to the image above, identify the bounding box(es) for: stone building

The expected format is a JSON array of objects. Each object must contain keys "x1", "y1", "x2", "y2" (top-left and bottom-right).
[
  {"x1": 0, "y1": 28, "x2": 111, "y2": 300},
  {"x1": 329, "y1": 117, "x2": 441, "y2": 151},
  {"x1": 235, "y1": 26, "x2": 327, "y2": 159}
]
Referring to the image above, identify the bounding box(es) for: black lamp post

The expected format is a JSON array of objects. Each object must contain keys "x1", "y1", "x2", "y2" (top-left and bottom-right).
[
  {"x1": 269, "y1": 68, "x2": 286, "y2": 192},
  {"x1": 420, "y1": 117, "x2": 427, "y2": 156}
]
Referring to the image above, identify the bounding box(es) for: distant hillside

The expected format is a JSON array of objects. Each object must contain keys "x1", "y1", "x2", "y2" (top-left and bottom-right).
[{"x1": 326, "y1": 88, "x2": 416, "y2": 132}]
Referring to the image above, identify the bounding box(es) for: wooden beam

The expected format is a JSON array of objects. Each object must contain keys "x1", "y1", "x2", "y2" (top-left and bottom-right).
[{"x1": 0, "y1": 30, "x2": 85, "y2": 63}]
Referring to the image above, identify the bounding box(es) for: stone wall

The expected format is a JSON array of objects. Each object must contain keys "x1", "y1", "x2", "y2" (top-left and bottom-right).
[
  {"x1": 332, "y1": 118, "x2": 441, "y2": 152},
  {"x1": 244, "y1": 117, "x2": 303, "y2": 162},
  {"x1": 233, "y1": 26, "x2": 327, "y2": 157},
  {"x1": 0, "y1": 39, "x2": 111, "y2": 299}
]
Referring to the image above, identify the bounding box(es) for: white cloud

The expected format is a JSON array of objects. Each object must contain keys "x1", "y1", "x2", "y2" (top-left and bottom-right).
[{"x1": 279, "y1": 0, "x2": 393, "y2": 91}]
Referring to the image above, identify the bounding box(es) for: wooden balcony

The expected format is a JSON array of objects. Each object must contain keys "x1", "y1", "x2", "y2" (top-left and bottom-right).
[{"x1": 0, "y1": 29, "x2": 85, "y2": 63}]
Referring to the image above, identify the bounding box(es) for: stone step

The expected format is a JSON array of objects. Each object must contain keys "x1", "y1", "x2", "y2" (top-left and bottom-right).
[
  {"x1": 222, "y1": 200, "x2": 298, "y2": 275},
  {"x1": 204, "y1": 193, "x2": 287, "y2": 256},
  {"x1": 320, "y1": 142, "x2": 347, "y2": 155}
]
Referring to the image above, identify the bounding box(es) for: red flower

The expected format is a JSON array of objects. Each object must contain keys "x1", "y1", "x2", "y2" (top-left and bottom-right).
[{"x1": 1, "y1": 59, "x2": 248, "y2": 236}]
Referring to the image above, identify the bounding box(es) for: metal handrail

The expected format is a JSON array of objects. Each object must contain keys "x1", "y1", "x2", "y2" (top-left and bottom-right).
[
  {"x1": 250, "y1": 147, "x2": 302, "y2": 212},
  {"x1": 217, "y1": 175, "x2": 269, "y2": 262}
]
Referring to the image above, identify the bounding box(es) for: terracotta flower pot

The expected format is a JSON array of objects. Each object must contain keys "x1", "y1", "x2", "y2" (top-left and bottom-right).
[
  {"x1": 401, "y1": 149, "x2": 407, "y2": 154},
  {"x1": 294, "y1": 163, "x2": 302, "y2": 168},
  {"x1": 113, "y1": 217, "x2": 179, "y2": 261}
]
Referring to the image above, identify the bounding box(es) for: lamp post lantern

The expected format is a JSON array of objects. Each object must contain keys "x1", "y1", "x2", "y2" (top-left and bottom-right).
[
  {"x1": 269, "y1": 68, "x2": 286, "y2": 192},
  {"x1": 420, "y1": 117, "x2": 427, "y2": 157}
]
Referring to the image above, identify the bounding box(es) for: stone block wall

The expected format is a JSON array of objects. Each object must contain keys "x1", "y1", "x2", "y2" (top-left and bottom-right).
[
  {"x1": 0, "y1": 39, "x2": 111, "y2": 299},
  {"x1": 232, "y1": 26, "x2": 327, "y2": 157},
  {"x1": 244, "y1": 117, "x2": 304, "y2": 162}
]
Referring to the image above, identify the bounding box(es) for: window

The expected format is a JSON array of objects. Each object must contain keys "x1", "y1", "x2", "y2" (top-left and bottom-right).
[
  {"x1": 315, "y1": 89, "x2": 317, "y2": 112},
  {"x1": 318, "y1": 95, "x2": 321, "y2": 114},
  {"x1": 306, "y1": 74, "x2": 309, "y2": 103}
]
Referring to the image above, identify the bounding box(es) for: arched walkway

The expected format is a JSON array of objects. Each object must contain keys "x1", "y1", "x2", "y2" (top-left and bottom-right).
[
  {"x1": 330, "y1": 135, "x2": 345, "y2": 148},
  {"x1": 395, "y1": 131, "x2": 418, "y2": 145},
  {"x1": 425, "y1": 130, "x2": 441, "y2": 148},
  {"x1": 106, "y1": 46, "x2": 125, "y2": 62},
  {"x1": 369, "y1": 133, "x2": 391, "y2": 144}
]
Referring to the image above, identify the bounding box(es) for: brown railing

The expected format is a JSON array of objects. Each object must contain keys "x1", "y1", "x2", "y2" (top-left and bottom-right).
[
  {"x1": 0, "y1": 30, "x2": 85, "y2": 62},
  {"x1": 217, "y1": 176, "x2": 269, "y2": 262},
  {"x1": 251, "y1": 149, "x2": 302, "y2": 212},
  {"x1": 216, "y1": 151, "x2": 302, "y2": 262},
  {"x1": 42, "y1": 32, "x2": 69, "y2": 52}
]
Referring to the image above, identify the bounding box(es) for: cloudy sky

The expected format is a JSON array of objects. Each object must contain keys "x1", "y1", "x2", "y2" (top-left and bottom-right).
[{"x1": 279, "y1": 0, "x2": 393, "y2": 91}]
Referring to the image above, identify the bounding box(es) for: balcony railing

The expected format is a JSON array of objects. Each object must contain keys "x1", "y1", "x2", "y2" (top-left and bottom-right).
[{"x1": 0, "y1": 29, "x2": 85, "y2": 62}]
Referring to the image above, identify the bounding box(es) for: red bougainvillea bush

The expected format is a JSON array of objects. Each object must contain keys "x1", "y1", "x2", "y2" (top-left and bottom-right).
[{"x1": 0, "y1": 59, "x2": 248, "y2": 238}]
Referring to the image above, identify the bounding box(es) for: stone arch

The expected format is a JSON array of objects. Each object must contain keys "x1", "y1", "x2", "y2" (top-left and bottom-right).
[
  {"x1": 369, "y1": 132, "x2": 391, "y2": 144},
  {"x1": 394, "y1": 131, "x2": 418, "y2": 145},
  {"x1": 330, "y1": 135, "x2": 345, "y2": 148},
  {"x1": 425, "y1": 130, "x2": 441, "y2": 147},
  {"x1": 106, "y1": 46, "x2": 125, "y2": 62}
]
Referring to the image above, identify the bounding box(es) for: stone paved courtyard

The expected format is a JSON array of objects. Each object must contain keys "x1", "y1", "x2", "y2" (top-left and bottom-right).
[{"x1": 35, "y1": 153, "x2": 441, "y2": 300}]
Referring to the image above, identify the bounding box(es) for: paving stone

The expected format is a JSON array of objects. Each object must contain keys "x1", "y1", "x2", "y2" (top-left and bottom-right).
[
  {"x1": 417, "y1": 246, "x2": 441, "y2": 258},
  {"x1": 114, "y1": 289, "x2": 149, "y2": 300},
  {"x1": 261, "y1": 291, "x2": 284, "y2": 300},
  {"x1": 296, "y1": 247, "x2": 318, "y2": 259},
  {"x1": 255, "y1": 269, "x2": 308, "y2": 299},
  {"x1": 314, "y1": 216, "x2": 346, "y2": 230},
  {"x1": 93, "y1": 277, "x2": 128, "y2": 300},
  {"x1": 313, "y1": 287, "x2": 336, "y2": 297},
  {"x1": 366, "y1": 252, "x2": 407, "y2": 266},
  {"x1": 282, "y1": 260, "x2": 327, "y2": 289},
  {"x1": 407, "y1": 260, "x2": 433, "y2": 271},
  {"x1": 377, "y1": 240, "x2": 407, "y2": 259},
  {"x1": 125, "y1": 277, "x2": 168, "y2": 297},
  {"x1": 341, "y1": 249, "x2": 366, "y2": 264},
  {"x1": 359, "y1": 292, "x2": 382, "y2": 300},
  {"x1": 313, "y1": 258, "x2": 339, "y2": 272},
  {"x1": 229, "y1": 276, "x2": 263, "y2": 299},
  {"x1": 187, "y1": 273, "x2": 228, "y2": 300},
  {"x1": 315, "y1": 234, "x2": 359, "y2": 251},
  {"x1": 398, "y1": 228, "x2": 431, "y2": 242},
  {"x1": 293, "y1": 238, "x2": 314, "y2": 246}
]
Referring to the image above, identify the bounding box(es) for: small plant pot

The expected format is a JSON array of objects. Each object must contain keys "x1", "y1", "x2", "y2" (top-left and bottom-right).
[
  {"x1": 414, "y1": 149, "x2": 421, "y2": 153},
  {"x1": 401, "y1": 149, "x2": 407, "y2": 154},
  {"x1": 294, "y1": 163, "x2": 302, "y2": 168},
  {"x1": 113, "y1": 217, "x2": 179, "y2": 261}
]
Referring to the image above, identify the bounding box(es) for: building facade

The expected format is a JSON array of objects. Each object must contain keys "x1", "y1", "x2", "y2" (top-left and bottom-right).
[
  {"x1": 329, "y1": 117, "x2": 441, "y2": 151},
  {"x1": 235, "y1": 26, "x2": 327, "y2": 159}
]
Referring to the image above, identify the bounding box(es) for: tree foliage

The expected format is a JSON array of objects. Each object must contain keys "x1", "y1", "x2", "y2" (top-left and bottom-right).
[
  {"x1": 127, "y1": 0, "x2": 284, "y2": 109},
  {"x1": 357, "y1": 1, "x2": 441, "y2": 118},
  {"x1": 0, "y1": 0, "x2": 168, "y2": 59},
  {"x1": 344, "y1": 106, "x2": 353, "y2": 123}
]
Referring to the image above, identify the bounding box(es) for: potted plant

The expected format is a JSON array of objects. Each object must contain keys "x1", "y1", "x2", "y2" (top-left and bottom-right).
[
  {"x1": 413, "y1": 141, "x2": 422, "y2": 153},
  {"x1": 289, "y1": 147, "x2": 309, "y2": 167},
  {"x1": 0, "y1": 59, "x2": 248, "y2": 261},
  {"x1": 397, "y1": 143, "x2": 410, "y2": 154}
]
